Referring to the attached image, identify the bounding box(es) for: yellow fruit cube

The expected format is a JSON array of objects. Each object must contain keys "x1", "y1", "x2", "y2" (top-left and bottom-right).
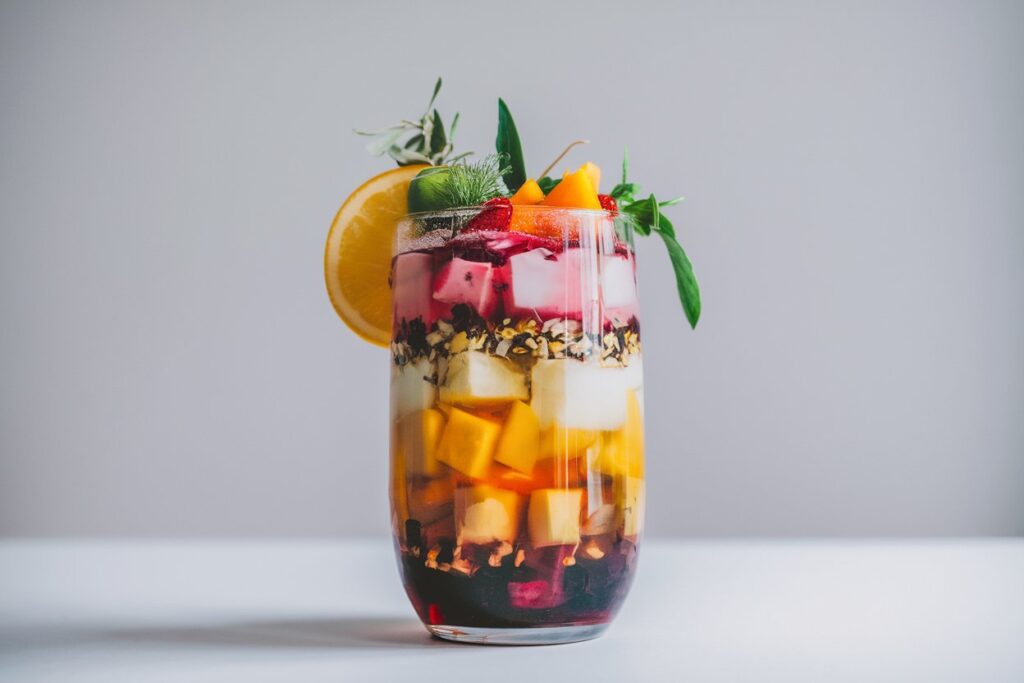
[
  {"x1": 578, "y1": 162, "x2": 601, "y2": 193},
  {"x1": 511, "y1": 178, "x2": 545, "y2": 205},
  {"x1": 540, "y1": 424, "x2": 599, "y2": 459},
  {"x1": 455, "y1": 485, "x2": 522, "y2": 544},
  {"x1": 621, "y1": 477, "x2": 645, "y2": 537},
  {"x1": 528, "y1": 488, "x2": 583, "y2": 547},
  {"x1": 494, "y1": 401, "x2": 540, "y2": 474},
  {"x1": 593, "y1": 389, "x2": 645, "y2": 477},
  {"x1": 396, "y1": 408, "x2": 446, "y2": 477},
  {"x1": 435, "y1": 407, "x2": 501, "y2": 479},
  {"x1": 541, "y1": 169, "x2": 601, "y2": 210}
]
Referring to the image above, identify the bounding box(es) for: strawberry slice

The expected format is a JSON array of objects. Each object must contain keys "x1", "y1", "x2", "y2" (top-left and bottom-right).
[{"x1": 464, "y1": 197, "x2": 512, "y2": 232}]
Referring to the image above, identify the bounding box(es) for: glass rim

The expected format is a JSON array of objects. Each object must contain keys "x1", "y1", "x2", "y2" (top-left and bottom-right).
[{"x1": 403, "y1": 205, "x2": 615, "y2": 220}]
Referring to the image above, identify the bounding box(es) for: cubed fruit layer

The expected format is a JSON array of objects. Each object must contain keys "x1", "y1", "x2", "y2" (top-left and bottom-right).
[
  {"x1": 395, "y1": 389, "x2": 646, "y2": 547},
  {"x1": 391, "y1": 243, "x2": 637, "y2": 328}
]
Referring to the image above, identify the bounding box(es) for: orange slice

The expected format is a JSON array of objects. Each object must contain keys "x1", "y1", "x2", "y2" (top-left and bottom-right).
[{"x1": 324, "y1": 165, "x2": 427, "y2": 346}]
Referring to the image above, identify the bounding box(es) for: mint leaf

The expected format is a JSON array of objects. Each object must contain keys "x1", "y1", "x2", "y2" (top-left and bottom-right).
[
  {"x1": 610, "y1": 182, "x2": 639, "y2": 203},
  {"x1": 496, "y1": 98, "x2": 527, "y2": 192},
  {"x1": 656, "y1": 231, "x2": 701, "y2": 329},
  {"x1": 653, "y1": 208, "x2": 676, "y2": 238},
  {"x1": 426, "y1": 77, "x2": 443, "y2": 111},
  {"x1": 430, "y1": 110, "x2": 446, "y2": 152},
  {"x1": 537, "y1": 176, "x2": 561, "y2": 194}
]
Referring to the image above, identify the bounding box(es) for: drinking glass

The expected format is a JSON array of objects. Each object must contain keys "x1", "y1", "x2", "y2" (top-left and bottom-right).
[{"x1": 388, "y1": 206, "x2": 644, "y2": 644}]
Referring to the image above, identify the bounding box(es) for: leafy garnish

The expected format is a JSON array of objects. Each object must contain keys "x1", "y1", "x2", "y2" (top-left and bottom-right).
[
  {"x1": 495, "y1": 99, "x2": 526, "y2": 192},
  {"x1": 438, "y1": 154, "x2": 509, "y2": 207},
  {"x1": 537, "y1": 176, "x2": 561, "y2": 194},
  {"x1": 356, "y1": 78, "x2": 471, "y2": 166},
  {"x1": 613, "y1": 150, "x2": 701, "y2": 328}
]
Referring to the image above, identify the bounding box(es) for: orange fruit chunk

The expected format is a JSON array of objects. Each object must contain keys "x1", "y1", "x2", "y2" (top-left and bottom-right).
[
  {"x1": 578, "y1": 162, "x2": 601, "y2": 193},
  {"x1": 494, "y1": 401, "x2": 541, "y2": 474},
  {"x1": 542, "y1": 168, "x2": 601, "y2": 210},
  {"x1": 324, "y1": 165, "x2": 427, "y2": 346},
  {"x1": 511, "y1": 178, "x2": 545, "y2": 205}
]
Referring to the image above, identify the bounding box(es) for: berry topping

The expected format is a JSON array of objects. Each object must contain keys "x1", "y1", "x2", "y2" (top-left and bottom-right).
[
  {"x1": 598, "y1": 194, "x2": 618, "y2": 213},
  {"x1": 464, "y1": 197, "x2": 513, "y2": 232}
]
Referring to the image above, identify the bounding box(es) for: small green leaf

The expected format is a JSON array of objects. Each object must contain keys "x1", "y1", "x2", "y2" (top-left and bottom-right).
[
  {"x1": 648, "y1": 194, "x2": 660, "y2": 232},
  {"x1": 621, "y1": 203, "x2": 652, "y2": 235},
  {"x1": 404, "y1": 133, "x2": 424, "y2": 150},
  {"x1": 657, "y1": 231, "x2": 701, "y2": 329},
  {"x1": 430, "y1": 110, "x2": 446, "y2": 153},
  {"x1": 426, "y1": 77, "x2": 443, "y2": 111},
  {"x1": 537, "y1": 176, "x2": 561, "y2": 194},
  {"x1": 658, "y1": 197, "x2": 684, "y2": 208},
  {"x1": 496, "y1": 98, "x2": 527, "y2": 192},
  {"x1": 449, "y1": 112, "x2": 460, "y2": 140},
  {"x1": 653, "y1": 211, "x2": 676, "y2": 238},
  {"x1": 622, "y1": 147, "x2": 629, "y2": 184},
  {"x1": 610, "y1": 181, "x2": 640, "y2": 203}
]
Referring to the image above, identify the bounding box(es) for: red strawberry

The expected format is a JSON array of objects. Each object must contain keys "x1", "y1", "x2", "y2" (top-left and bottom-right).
[
  {"x1": 598, "y1": 194, "x2": 618, "y2": 213},
  {"x1": 464, "y1": 197, "x2": 512, "y2": 232}
]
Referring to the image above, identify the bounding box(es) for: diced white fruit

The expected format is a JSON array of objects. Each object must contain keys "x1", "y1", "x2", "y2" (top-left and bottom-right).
[
  {"x1": 455, "y1": 485, "x2": 522, "y2": 544},
  {"x1": 504, "y1": 249, "x2": 578, "y2": 318},
  {"x1": 530, "y1": 358, "x2": 644, "y2": 429},
  {"x1": 391, "y1": 359, "x2": 436, "y2": 420},
  {"x1": 503, "y1": 248, "x2": 637, "y2": 319},
  {"x1": 600, "y1": 255, "x2": 638, "y2": 310},
  {"x1": 392, "y1": 253, "x2": 436, "y2": 325},
  {"x1": 440, "y1": 351, "x2": 528, "y2": 406},
  {"x1": 528, "y1": 489, "x2": 583, "y2": 547},
  {"x1": 432, "y1": 258, "x2": 500, "y2": 319}
]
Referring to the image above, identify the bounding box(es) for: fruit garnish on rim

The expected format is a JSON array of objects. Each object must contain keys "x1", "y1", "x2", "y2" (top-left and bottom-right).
[
  {"x1": 324, "y1": 77, "x2": 702, "y2": 347},
  {"x1": 328, "y1": 78, "x2": 705, "y2": 643}
]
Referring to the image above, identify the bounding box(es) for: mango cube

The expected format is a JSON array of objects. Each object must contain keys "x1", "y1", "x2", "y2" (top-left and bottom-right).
[
  {"x1": 511, "y1": 178, "x2": 545, "y2": 205},
  {"x1": 540, "y1": 423, "x2": 599, "y2": 459},
  {"x1": 542, "y1": 168, "x2": 601, "y2": 210},
  {"x1": 455, "y1": 485, "x2": 522, "y2": 544},
  {"x1": 396, "y1": 408, "x2": 446, "y2": 477},
  {"x1": 528, "y1": 488, "x2": 583, "y2": 547},
  {"x1": 578, "y1": 162, "x2": 601, "y2": 193},
  {"x1": 435, "y1": 407, "x2": 501, "y2": 479},
  {"x1": 593, "y1": 389, "x2": 645, "y2": 478},
  {"x1": 440, "y1": 351, "x2": 528, "y2": 406},
  {"x1": 494, "y1": 401, "x2": 540, "y2": 474}
]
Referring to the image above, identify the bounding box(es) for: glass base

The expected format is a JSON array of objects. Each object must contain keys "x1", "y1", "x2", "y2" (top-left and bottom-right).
[{"x1": 427, "y1": 623, "x2": 609, "y2": 645}]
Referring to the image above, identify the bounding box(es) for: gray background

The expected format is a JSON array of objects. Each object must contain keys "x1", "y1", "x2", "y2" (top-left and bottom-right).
[{"x1": 1, "y1": 0, "x2": 1021, "y2": 538}]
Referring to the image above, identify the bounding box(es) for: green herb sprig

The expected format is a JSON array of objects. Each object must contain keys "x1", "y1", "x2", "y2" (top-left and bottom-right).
[
  {"x1": 356, "y1": 78, "x2": 471, "y2": 166},
  {"x1": 612, "y1": 149, "x2": 701, "y2": 329},
  {"x1": 438, "y1": 154, "x2": 510, "y2": 207}
]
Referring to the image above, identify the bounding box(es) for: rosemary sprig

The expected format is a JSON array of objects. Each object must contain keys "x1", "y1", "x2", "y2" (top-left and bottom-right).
[{"x1": 355, "y1": 77, "x2": 471, "y2": 166}]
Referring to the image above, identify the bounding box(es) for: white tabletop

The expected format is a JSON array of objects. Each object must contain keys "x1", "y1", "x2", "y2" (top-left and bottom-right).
[{"x1": 1, "y1": 539, "x2": 1022, "y2": 682}]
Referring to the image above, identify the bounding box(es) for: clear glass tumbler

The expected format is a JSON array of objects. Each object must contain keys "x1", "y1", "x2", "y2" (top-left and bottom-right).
[{"x1": 388, "y1": 206, "x2": 645, "y2": 644}]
